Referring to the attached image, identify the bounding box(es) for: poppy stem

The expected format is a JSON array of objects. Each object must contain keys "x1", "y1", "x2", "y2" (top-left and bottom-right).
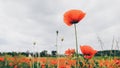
[
  {"x1": 33, "y1": 42, "x2": 36, "y2": 68},
  {"x1": 74, "y1": 24, "x2": 79, "y2": 68},
  {"x1": 56, "y1": 30, "x2": 59, "y2": 68}
]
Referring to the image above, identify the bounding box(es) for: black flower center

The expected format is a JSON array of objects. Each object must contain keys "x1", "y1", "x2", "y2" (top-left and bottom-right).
[{"x1": 71, "y1": 20, "x2": 79, "y2": 24}]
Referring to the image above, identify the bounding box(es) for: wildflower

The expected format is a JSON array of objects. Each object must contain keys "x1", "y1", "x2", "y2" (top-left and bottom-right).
[
  {"x1": 80, "y1": 45, "x2": 97, "y2": 59},
  {"x1": 65, "y1": 48, "x2": 75, "y2": 56},
  {"x1": 50, "y1": 59, "x2": 57, "y2": 65},
  {"x1": 63, "y1": 9, "x2": 86, "y2": 68},
  {"x1": 9, "y1": 62, "x2": 13, "y2": 67},
  {"x1": 63, "y1": 9, "x2": 85, "y2": 26},
  {"x1": 0, "y1": 57, "x2": 4, "y2": 62},
  {"x1": 14, "y1": 65, "x2": 17, "y2": 68}
]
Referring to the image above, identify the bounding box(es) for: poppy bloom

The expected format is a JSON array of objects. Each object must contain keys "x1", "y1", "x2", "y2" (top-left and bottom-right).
[
  {"x1": 80, "y1": 45, "x2": 97, "y2": 59},
  {"x1": 63, "y1": 9, "x2": 85, "y2": 26},
  {"x1": 114, "y1": 58, "x2": 120, "y2": 66},
  {"x1": 70, "y1": 49, "x2": 75, "y2": 54},
  {"x1": 41, "y1": 64, "x2": 46, "y2": 68},
  {"x1": 65, "y1": 48, "x2": 75, "y2": 56},
  {"x1": 63, "y1": 9, "x2": 86, "y2": 68},
  {"x1": 50, "y1": 59, "x2": 57, "y2": 65},
  {"x1": 9, "y1": 62, "x2": 13, "y2": 67},
  {"x1": 0, "y1": 57, "x2": 4, "y2": 62}
]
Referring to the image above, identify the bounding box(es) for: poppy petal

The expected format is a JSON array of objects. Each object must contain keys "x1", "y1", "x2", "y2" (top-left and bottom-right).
[{"x1": 63, "y1": 9, "x2": 85, "y2": 26}]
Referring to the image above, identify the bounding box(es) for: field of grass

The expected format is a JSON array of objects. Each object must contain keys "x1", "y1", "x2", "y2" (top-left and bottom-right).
[{"x1": 0, "y1": 55, "x2": 120, "y2": 68}]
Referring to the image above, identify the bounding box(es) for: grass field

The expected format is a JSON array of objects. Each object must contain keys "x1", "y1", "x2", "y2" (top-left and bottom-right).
[{"x1": 0, "y1": 55, "x2": 120, "y2": 68}]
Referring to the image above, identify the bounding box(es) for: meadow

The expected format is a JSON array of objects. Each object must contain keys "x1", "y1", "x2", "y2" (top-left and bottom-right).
[{"x1": 0, "y1": 52, "x2": 120, "y2": 68}]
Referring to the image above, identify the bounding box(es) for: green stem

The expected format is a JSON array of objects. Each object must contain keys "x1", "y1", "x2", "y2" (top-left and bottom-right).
[
  {"x1": 74, "y1": 24, "x2": 79, "y2": 68},
  {"x1": 33, "y1": 43, "x2": 35, "y2": 68},
  {"x1": 56, "y1": 30, "x2": 59, "y2": 68}
]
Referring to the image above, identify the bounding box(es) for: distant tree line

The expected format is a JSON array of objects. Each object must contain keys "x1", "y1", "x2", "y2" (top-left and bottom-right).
[
  {"x1": 0, "y1": 50, "x2": 58, "y2": 57},
  {"x1": 0, "y1": 50, "x2": 120, "y2": 57},
  {"x1": 95, "y1": 50, "x2": 120, "y2": 56}
]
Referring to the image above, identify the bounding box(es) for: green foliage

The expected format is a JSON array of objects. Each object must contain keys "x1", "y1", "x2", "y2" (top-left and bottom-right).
[
  {"x1": 18, "y1": 62, "x2": 30, "y2": 68},
  {"x1": 94, "y1": 60, "x2": 99, "y2": 68},
  {"x1": 95, "y1": 50, "x2": 120, "y2": 56},
  {"x1": 79, "y1": 61, "x2": 83, "y2": 67}
]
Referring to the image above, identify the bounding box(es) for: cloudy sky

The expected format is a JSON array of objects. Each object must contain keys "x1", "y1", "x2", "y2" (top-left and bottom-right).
[{"x1": 0, "y1": 0, "x2": 120, "y2": 54}]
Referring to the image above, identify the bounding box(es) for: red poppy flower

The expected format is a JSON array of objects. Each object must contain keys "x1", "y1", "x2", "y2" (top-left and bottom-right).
[
  {"x1": 0, "y1": 57, "x2": 4, "y2": 62},
  {"x1": 65, "y1": 48, "x2": 75, "y2": 56},
  {"x1": 63, "y1": 9, "x2": 85, "y2": 26},
  {"x1": 50, "y1": 59, "x2": 57, "y2": 65},
  {"x1": 80, "y1": 45, "x2": 97, "y2": 59},
  {"x1": 70, "y1": 49, "x2": 75, "y2": 54}
]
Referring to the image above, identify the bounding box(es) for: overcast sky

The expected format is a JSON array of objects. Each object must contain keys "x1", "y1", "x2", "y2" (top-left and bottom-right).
[{"x1": 0, "y1": 0, "x2": 120, "y2": 54}]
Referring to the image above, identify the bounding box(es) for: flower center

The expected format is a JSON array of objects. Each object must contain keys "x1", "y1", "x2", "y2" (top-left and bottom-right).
[{"x1": 72, "y1": 20, "x2": 79, "y2": 24}]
